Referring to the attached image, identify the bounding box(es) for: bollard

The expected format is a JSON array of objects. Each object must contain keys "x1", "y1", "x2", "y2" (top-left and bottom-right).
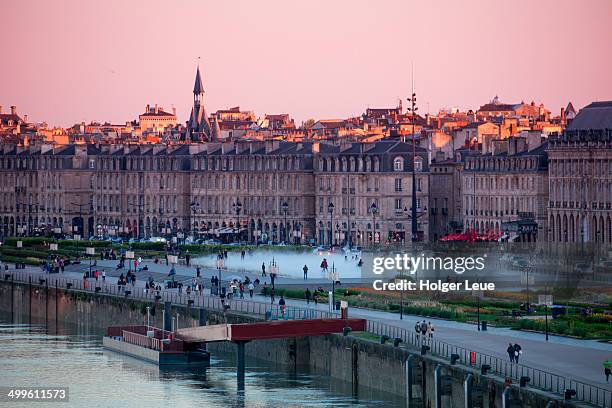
[
  {"x1": 393, "y1": 337, "x2": 403, "y2": 347},
  {"x1": 450, "y1": 353, "x2": 460, "y2": 365},
  {"x1": 163, "y1": 301, "x2": 172, "y2": 332},
  {"x1": 342, "y1": 327, "x2": 352, "y2": 337},
  {"x1": 198, "y1": 308, "x2": 206, "y2": 326}
]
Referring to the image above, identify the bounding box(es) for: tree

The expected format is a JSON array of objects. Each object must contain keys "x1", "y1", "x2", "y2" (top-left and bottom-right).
[{"x1": 303, "y1": 119, "x2": 316, "y2": 129}]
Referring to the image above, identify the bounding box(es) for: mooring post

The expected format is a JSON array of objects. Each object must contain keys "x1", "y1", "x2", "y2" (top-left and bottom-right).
[
  {"x1": 434, "y1": 365, "x2": 442, "y2": 408},
  {"x1": 502, "y1": 386, "x2": 511, "y2": 408},
  {"x1": 235, "y1": 340, "x2": 249, "y2": 383},
  {"x1": 198, "y1": 308, "x2": 206, "y2": 326},
  {"x1": 464, "y1": 373, "x2": 473, "y2": 408},
  {"x1": 163, "y1": 301, "x2": 172, "y2": 332}
]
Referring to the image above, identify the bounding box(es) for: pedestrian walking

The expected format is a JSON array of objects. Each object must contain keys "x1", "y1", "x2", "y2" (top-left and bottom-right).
[
  {"x1": 305, "y1": 288, "x2": 311, "y2": 305},
  {"x1": 415, "y1": 321, "x2": 421, "y2": 339},
  {"x1": 196, "y1": 266, "x2": 201, "y2": 278},
  {"x1": 262, "y1": 262, "x2": 266, "y2": 277},
  {"x1": 279, "y1": 296, "x2": 286, "y2": 316},
  {"x1": 263, "y1": 282, "x2": 269, "y2": 297},
  {"x1": 303, "y1": 264, "x2": 308, "y2": 280},
  {"x1": 427, "y1": 321, "x2": 434, "y2": 338},
  {"x1": 513, "y1": 343, "x2": 522, "y2": 363},
  {"x1": 248, "y1": 282, "x2": 254, "y2": 298},
  {"x1": 506, "y1": 343, "x2": 514, "y2": 362},
  {"x1": 270, "y1": 288, "x2": 275, "y2": 304},
  {"x1": 604, "y1": 359, "x2": 612, "y2": 382},
  {"x1": 102, "y1": 270, "x2": 106, "y2": 282},
  {"x1": 420, "y1": 320, "x2": 428, "y2": 341},
  {"x1": 239, "y1": 283, "x2": 244, "y2": 299}
]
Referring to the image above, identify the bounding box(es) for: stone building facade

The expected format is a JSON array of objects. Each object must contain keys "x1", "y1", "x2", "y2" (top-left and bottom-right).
[
  {"x1": 428, "y1": 158, "x2": 463, "y2": 241},
  {"x1": 0, "y1": 140, "x2": 429, "y2": 245},
  {"x1": 313, "y1": 141, "x2": 429, "y2": 246},
  {"x1": 461, "y1": 138, "x2": 549, "y2": 242},
  {"x1": 547, "y1": 101, "x2": 612, "y2": 244}
]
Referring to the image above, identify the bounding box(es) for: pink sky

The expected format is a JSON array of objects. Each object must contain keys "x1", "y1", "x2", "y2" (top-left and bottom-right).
[{"x1": 1, "y1": 0, "x2": 611, "y2": 127}]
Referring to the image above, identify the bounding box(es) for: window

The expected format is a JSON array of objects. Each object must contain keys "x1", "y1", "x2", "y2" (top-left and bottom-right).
[
  {"x1": 395, "y1": 178, "x2": 402, "y2": 192},
  {"x1": 395, "y1": 198, "x2": 402, "y2": 210},
  {"x1": 414, "y1": 157, "x2": 423, "y2": 172},
  {"x1": 89, "y1": 160, "x2": 95, "y2": 169},
  {"x1": 393, "y1": 157, "x2": 404, "y2": 171}
]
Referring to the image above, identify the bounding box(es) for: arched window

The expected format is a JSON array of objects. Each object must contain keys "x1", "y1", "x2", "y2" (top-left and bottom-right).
[
  {"x1": 393, "y1": 156, "x2": 404, "y2": 171},
  {"x1": 414, "y1": 157, "x2": 423, "y2": 172}
]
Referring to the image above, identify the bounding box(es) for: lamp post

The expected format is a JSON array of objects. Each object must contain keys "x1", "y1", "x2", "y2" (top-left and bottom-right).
[
  {"x1": 328, "y1": 201, "x2": 335, "y2": 247},
  {"x1": 127, "y1": 200, "x2": 145, "y2": 239},
  {"x1": 370, "y1": 202, "x2": 378, "y2": 246},
  {"x1": 407, "y1": 88, "x2": 420, "y2": 242},
  {"x1": 404, "y1": 205, "x2": 427, "y2": 243},
  {"x1": 281, "y1": 201, "x2": 289, "y2": 244},
  {"x1": 232, "y1": 200, "x2": 242, "y2": 243},
  {"x1": 329, "y1": 262, "x2": 338, "y2": 312},
  {"x1": 190, "y1": 201, "x2": 201, "y2": 240}
]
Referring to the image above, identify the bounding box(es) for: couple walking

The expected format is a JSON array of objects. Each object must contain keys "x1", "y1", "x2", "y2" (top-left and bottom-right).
[{"x1": 506, "y1": 343, "x2": 523, "y2": 363}]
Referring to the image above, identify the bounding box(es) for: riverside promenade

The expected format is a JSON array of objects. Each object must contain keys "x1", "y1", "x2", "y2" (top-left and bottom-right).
[{"x1": 7, "y1": 255, "x2": 612, "y2": 406}]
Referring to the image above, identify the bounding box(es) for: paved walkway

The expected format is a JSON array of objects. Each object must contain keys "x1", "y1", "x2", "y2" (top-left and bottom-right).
[{"x1": 17, "y1": 258, "x2": 612, "y2": 389}]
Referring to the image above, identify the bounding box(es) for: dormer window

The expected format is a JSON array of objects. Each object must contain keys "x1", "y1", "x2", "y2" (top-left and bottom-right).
[
  {"x1": 414, "y1": 157, "x2": 423, "y2": 172},
  {"x1": 393, "y1": 156, "x2": 404, "y2": 171}
]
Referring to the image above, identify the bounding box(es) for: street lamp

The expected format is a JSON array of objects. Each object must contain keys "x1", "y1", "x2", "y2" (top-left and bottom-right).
[
  {"x1": 190, "y1": 201, "x2": 201, "y2": 240},
  {"x1": 281, "y1": 201, "x2": 289, "y2": 244},
  {"x1": 232, "y1": 200, "x2": 242, "y2": 243},
  {"x1": 407, "y1": 89, "x2": 420, "y2": 242},
  {"x1": 404, "y1": 205, "x2": 427, "y2": 243},
  {"x1": 370, "y1": 202, "x2": 378, "y2": 246},
  {"x1": 328, "y1": 201, "x2": 335, "y2": 246}
]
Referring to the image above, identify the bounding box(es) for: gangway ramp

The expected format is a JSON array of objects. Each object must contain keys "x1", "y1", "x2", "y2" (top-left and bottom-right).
[{"x1": 176, "y1": 318, "x2": 366, "y2": 343}]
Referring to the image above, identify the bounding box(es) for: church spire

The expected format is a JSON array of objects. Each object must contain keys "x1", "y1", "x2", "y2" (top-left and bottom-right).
[{"x1": 193, "y1": 66, "x2": 204, "y2": 96}]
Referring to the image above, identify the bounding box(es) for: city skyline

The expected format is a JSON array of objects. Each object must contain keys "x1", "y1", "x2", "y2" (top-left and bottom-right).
[{"x1": 2, "y1": 0, "x2": 612, "y2": 127}]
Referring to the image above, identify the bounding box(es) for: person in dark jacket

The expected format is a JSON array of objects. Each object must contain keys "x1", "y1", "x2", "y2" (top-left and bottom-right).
[
  {"x1": 506, "y1": 343, "x2": 514, "y2": 362},
  {"x1": 513, "y1": 343, "x2": 522, "y2": 363}
]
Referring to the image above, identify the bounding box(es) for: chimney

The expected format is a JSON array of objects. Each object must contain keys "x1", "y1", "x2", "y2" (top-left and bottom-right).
[
  {"x1": 154, "y1": 104, "x2": 159, "y2": 114},
  {"x1": 24, "y1": 114, "x2": 28, "y2": 123},
  {"x1": 0, "y1": 106, "x2": 3, "y2": 114},
  {"x1": 560, "y1": 107, "x2": 565, "y2": 125},
  {"x1": 10, "y1": 106, "x2": 16, "y2": 115},
  {"x1": 172, "y1": 107, "x2": 176, "y2": 116},
  {"x1": 146, "y1": 104, "x2": 150, "y2": 113}
]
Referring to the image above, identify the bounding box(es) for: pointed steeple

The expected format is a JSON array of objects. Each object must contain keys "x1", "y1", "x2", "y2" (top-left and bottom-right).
[
  {"x1": 193, "y1": 66, "x2": 204, "y2": 95},
  {"x1": 211, "y1": 117, "x2": 221, "y2": 142}
]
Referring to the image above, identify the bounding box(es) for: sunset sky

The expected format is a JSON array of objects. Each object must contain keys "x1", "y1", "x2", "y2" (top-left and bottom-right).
[{"x1": 2, "y1": 0, "x2": 611, "y2": 126}]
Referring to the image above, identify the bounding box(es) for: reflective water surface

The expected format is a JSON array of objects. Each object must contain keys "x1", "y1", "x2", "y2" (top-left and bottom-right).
[{"x1": 0, "y1": 314, "x2": 405, "y2": 408}]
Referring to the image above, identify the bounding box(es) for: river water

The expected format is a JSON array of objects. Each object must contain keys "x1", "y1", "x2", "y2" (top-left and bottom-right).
[{"x1": 0, "y1": 314, "x2": 405, "y2": 408}]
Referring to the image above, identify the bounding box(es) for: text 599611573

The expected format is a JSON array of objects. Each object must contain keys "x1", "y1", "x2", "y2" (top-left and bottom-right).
[{"x1": 0, "y1": 387, "x2": 68, "y2": 402}]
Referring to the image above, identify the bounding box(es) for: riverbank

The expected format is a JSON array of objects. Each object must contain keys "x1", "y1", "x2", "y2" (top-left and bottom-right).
[{"x1": 0, "y1": 275, "x2": 605, "y2": 407}]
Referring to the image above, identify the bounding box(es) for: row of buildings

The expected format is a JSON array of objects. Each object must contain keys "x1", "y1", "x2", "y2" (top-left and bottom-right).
[
  {"x1": 2, "y1": 67, "x2": 572, "y2": 147},
  {"x1": 0, "y1": 100, "x2": 610, "y2": 245}
]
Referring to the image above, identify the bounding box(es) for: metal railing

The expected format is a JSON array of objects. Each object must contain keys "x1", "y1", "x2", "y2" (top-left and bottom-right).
[
  {"x1": 4, "y1": 270, "x2": 610, "y2": 407},
  {"x1": 366, "y1": 320, "x2": 611, "y2": 408},
  {"x1": 6, "y1": 270, "x2": 338, "y2": 322},
  {"x1": 122, "y1": 330, "x2": 160, "y2": 351}
]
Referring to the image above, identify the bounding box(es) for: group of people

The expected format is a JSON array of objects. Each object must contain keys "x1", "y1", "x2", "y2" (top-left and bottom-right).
[
  {"x1": 415, "y1": 320, "x2": 435, "y2": 339},
  {"x1": 42, "y1": 256, "x2": 66, "y2": 274},
  {"x1": 506, "y1": 343, "x2": 523, "y2": 363},
  {"x1": 304, "y1": 287, "x2": 324, "y2": 305},
  {"x1": 116, "y1": 271, "x2": 136, "y2": 288}
]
